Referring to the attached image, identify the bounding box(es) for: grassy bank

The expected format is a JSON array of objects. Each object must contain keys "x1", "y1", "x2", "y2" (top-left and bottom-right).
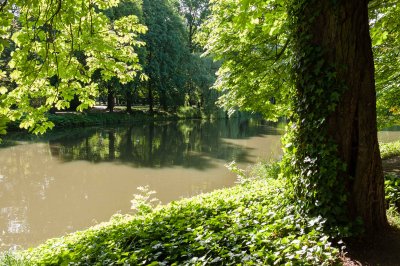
[
  {"x1": 0, "y1": 176, "x2": 339, "y2": 265},
  {"x1": 7, "y1": 111, "x2": 177, "y2": 132},
  {"x1": 5, "y1": 106, "x2": 230, "y2": 132}
]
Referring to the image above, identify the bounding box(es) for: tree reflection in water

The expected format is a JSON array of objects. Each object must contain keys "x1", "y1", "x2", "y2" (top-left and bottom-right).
[{"x1": 47, "y1": 119, "x2": 282, "y2": 169}]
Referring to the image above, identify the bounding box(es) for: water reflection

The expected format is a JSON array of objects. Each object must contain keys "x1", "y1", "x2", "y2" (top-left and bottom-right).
[
  {"x1": 0, "y1": 119, "x2": 283, "y2": 251},
  {"x1": 47, "y1": 119, "x2": 281, "y2": 168}
]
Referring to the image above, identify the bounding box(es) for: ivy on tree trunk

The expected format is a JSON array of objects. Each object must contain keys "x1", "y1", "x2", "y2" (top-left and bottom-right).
[{"x1": 284, "y1": 0, "x2": 387, "y2": 233}]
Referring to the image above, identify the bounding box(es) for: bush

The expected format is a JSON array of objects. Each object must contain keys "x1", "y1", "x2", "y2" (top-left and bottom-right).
[
  {"x1": 177, "y1": 106, "x2": 202, "y2": 119},
  {"x1": 385, "y1": 173, "x2": 400, "y2": 210}
]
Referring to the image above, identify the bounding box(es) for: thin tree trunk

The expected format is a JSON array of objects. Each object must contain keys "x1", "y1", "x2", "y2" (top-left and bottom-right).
[
  {"x1": 126, "y1": 90, "x2": 133, "y2": 114},
  {"x1": 160, "y1": 90, "x2": 167, "y2": 111},
  {"x1": 107, "y1": 88, "x2": 115, "y2": 113},
  {"x1": 148, "y1": 85, "x2": 154, "y2": 114}
]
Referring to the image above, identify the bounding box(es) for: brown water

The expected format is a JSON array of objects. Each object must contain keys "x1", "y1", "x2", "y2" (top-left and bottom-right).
[
  {"x1": 379, "y1": 129, "x2": 400, "y2": 143},
  {"x1": 0, "y1": 119, "x2": 283, "y2": 251}
]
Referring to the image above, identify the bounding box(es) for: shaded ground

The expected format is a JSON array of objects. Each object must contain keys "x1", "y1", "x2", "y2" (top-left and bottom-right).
[
  {"x1": 342, "y1": 156, "x2": 400, "y2": 266},
  {"x1": 382, "y1": 156, "x2": 400, "y2": 176},
  {"x1": 343, "y1": 227, "x2": 400, "y2": 265}
]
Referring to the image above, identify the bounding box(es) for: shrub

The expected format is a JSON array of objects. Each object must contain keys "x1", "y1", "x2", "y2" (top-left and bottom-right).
[
  {"x1": 177, "y1": 106, "x2": 202, "y2": 119},
  {"x1": 385, "y1": 173, "x2": 400, "y2": 210}
]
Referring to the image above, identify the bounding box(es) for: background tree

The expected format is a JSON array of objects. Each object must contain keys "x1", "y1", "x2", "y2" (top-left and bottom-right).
[
  {"x1": 370, "y1": 0, "x2": 400, "y2": 128},
  {"x1": 178, "y1": 0, "x2": 210, "y2": 53},
  {"x1": 141, "y1": 0, "x2": 190, "y2": 113},
  {"x1": 177, "y1": 0, "x2": 218, "y2": 112}
]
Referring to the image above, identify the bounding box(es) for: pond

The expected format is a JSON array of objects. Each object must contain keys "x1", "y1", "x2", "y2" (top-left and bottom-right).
[{"x1": 0, "y1": 118, "x2": 283, "y2": 251}]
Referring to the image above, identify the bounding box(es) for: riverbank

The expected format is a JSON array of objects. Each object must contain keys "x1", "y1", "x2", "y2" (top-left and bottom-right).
[
  {"x1": 6, "y1": 106, "x2": 231, "y2": 132},
  {"x1": 0, "y1": 174, "x2": 340, "y2": 265}
]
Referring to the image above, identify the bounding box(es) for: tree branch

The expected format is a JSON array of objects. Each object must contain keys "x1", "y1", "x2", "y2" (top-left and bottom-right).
[{"x1": 0, "y1": 0, "x2": 7, "y2": 12}]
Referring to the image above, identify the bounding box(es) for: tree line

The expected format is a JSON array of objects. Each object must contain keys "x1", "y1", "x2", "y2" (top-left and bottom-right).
[{"x1": 101, "y1": 0, "x2": 218, "y2": 114}]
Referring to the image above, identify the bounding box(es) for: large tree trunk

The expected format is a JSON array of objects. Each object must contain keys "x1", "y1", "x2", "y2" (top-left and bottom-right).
[{"x1": 291, "y1": 0, "x2": 387, "y2": 232}]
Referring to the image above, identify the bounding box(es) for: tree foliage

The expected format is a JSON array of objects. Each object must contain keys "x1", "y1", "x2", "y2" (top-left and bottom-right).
[
  {"x1": 0, "y1": 0, "x2": 146, "y2": 133},
  {"x1": 370, "y1": 0, "x2": 400, "y2": 128},
  {"x1": 178, "y1": 0, "x2": 210, "y2": 52},
  {"x1": 140, "y1": 0, "x2": 190, "y2": 111},
  {"x1": 204, "y1": 0, "x2": 400, "y2": 128},
  {"x1": 202, "y1": 0, "x2": 291, "y2": 119}
]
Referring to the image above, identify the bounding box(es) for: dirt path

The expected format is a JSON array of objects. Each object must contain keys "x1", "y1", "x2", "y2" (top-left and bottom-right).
[{"x1": 383, "y1": 156, "x2": 400, "y2": 176}]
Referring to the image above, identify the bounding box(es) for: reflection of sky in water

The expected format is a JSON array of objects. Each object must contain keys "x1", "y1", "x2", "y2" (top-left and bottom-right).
[
  {"x1": 9, "y1": 219, "x2": 28, "y2": 234},
  {"x1": 0, "y1": 119, "x2": 283, "y2": 251}
]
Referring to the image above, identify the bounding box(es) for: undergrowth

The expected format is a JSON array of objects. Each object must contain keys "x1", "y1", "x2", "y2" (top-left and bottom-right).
[
  {"x1": 0, "y1": 177, "x2": 340, "y2": 265},
  {"x1": 387, "y1": 206, "x2": 400, "y2": 229},
  {"x1": 380, "y1": 140, "x2": 400, "y2": 159}
]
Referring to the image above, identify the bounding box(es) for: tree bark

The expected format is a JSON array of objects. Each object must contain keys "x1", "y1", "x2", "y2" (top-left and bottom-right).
[
  {"x1": 295, "y1": 0, "x2": 387, "y2": 232},
  {"x1": 126, "y1": 90, "x2": 133, "y2": 114},
  {"x1": 107, "y1": 88, "x2": 115, "y2": 113},
  {"x1": 148, "y1": 84, "x2": 154, "y2": 114}
]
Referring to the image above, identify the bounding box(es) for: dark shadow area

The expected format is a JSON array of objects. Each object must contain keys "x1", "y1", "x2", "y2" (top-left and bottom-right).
[
  {"x1": 343, "y1": 226, "x2": 400, "y2": 265},
  {"x1": 383, "y1": 157, "x2": 400, "y2": 175}
]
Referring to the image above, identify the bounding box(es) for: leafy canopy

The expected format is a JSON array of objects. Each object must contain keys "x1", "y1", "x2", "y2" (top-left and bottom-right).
[
  {"x1": 0, "y1": 0, "x2": 146, "y2": 133},
  {"x1": 370, "y1": 0, "x2": 400, "y2": 128},
  {"x1": 202, "y1": 0, "x2": 291, "y2": 120}
]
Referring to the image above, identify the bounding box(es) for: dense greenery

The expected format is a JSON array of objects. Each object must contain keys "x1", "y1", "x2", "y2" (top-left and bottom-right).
[
  {"x1": 0, "y1": 0, "x2": 147, "y2": 133},
  {"x1": 371, "y1": 0, "x2": 400, "y2": 128},
  {"x1": 203, "y1": 0, "x2": 400, "y2": 130},
  {"x1": 201, "y1": 0, "x2": 290, "y2": 119},
  {"x1": 0, "y1": 175, "x2": 340, "y2": 265}
]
